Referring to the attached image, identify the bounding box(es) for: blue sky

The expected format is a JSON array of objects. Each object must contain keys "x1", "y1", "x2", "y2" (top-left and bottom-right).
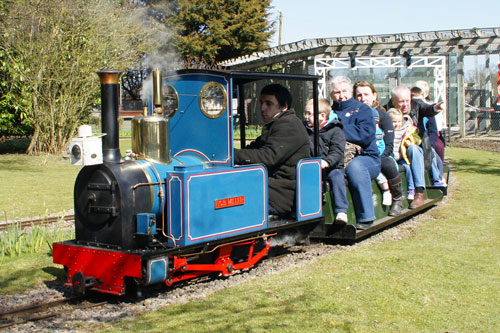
[{"x1": 269, "y1": 0, "x2": 500, "y2": 46}]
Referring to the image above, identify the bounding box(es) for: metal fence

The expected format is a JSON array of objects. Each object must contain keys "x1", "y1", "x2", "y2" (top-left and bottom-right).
[{"x1": 464, "y1": 88, "x2": 500, "y2": 136}]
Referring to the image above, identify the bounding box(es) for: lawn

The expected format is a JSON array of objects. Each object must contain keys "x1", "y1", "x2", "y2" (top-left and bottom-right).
[
  {"x1": 0, "y1": 138, "x2": 132, "y2": 221},
  {"x1": 102, "y1": 147, "x2": 500, "y2": 332},
  {"x1": 0, "y1": 153, "x2": 80, "y2": 220},
  {"x1": 1, "y1": 147, "x2": 499, "y2": 332}
]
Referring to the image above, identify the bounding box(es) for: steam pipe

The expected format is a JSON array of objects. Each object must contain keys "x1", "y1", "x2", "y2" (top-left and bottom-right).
[{"x1": 97, "y1": 69, "x2": 122, "y2": 164}]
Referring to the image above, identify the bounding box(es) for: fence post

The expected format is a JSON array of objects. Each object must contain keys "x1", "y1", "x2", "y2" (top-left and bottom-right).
[
  {"x1": 484, "y1": 53, "x2": 492, "y2": 132},
  {"x1": 457, "y1": 46, "x2": 466, "y2": 138}
]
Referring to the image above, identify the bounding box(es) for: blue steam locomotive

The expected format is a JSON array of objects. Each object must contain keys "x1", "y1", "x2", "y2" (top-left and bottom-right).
[{"x1": 53, "y1": 69, "x2": 446, "y2": 296}]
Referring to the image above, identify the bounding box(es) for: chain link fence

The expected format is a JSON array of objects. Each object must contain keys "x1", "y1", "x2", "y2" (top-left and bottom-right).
[{"x1": 464, "y1": 87, "x2": 500, "y2": 136}]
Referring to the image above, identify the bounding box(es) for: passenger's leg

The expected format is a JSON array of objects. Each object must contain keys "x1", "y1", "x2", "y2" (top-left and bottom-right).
[
  {"x1": 326, "y1": 169, "x2": 349, "y2": 214},
  {"x1": 435, "y1": 133, "x2": 445, "y2": 162},
  {"x1": 407, "y1": 144, "x2": 425, "y2": 189},
  {"x1": 407, "y1": 144, "x2": 426, "y2": 208},
  {"x1": 400, "y1": 162, "x2": 414, "y2": 191},
  {"x1": 381, "y1": 157, "x2": 403, "y2": 215},
  {"x1": 345, "y1": 155, "x2": 380, "y2": 224},
  {"x1": 430, "y1": 148, "x2": 441, "y2": 183}
]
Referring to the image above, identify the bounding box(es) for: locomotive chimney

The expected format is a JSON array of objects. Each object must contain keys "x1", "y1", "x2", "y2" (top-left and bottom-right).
[
  {"x1": 152, "y1": 69, "x2": 163, "y2": 114},
  {"x1": 97, "y1": 69, "x2": 122, "y2": 164}
]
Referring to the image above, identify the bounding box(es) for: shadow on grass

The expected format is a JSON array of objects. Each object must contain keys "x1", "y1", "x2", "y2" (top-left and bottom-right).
[
  {"x1": 0, "y1": 264, "x2": 64, "y2": 294},
  {"x1": 451, "y1": 158, "x2": 500, "y2": 176},
  {"x1": 0, "y1": 138, "x2": 29, "y2": 154}
]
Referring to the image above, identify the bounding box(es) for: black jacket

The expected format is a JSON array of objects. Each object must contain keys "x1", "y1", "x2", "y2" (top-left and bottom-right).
[
  {"x1": 303, "y1": 119, "x2": 345, "y2": 170},
  {"x1": 235, "y1": 109, "x2": 311, "y2": 215},
  {"x1": 411, "y1": 98, "x2": 440, "y2": 135},
  {"x1": 377, "y1": 108, "x2": 395, "y2": 158}
]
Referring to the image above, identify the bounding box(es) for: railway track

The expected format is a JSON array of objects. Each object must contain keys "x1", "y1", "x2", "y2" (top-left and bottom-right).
[
  {"x1": 0, "y1": 295, "x2": 107, "y2": 329},
  {"x1": 0, "y1": 212, "x2": 74, "y2": 232}
]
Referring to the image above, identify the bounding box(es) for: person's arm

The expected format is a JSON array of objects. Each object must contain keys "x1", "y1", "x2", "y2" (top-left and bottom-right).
[
  {"x1": 342, "y1": 105, "x2": 376, "y2": 148},
  {"x1": 322, "y1": 125, "x2": 345, "y2": 169}
]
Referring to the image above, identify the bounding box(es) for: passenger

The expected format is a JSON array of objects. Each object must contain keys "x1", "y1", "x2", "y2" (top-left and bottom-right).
[
  {"x1": 330, "y1": 76, "x2": 380, "y2": 230},
  {"x1": 234, "y1": 84, "x2": 310, "y2": 217},
  {"x1": 354, "y1": 81, "x2": 404, "y2": 216},
  {"x1": 371, "y1": 109, "x2": 391, "y2": 206},
  {"x1": 385, "y1": 86, "x2": 444, "y2": 208},
  {"x1": 411, "y1": 87, "x2": 446, "y2": 187},
  {"x1": 387, "y1": 108, "x2": 420, "y2": 205},
  {"x1": 303, "y1": 98, "x2": 348, "y2": 224},
  {"x1": 386, "y1": 86, "x2": 444, "y2": 134},
  {"x1": 423, "y1": 116, "x2": 446, "y2": 186},
  {"x1": 414, "y1": 80, "x2": 446, "y2": 162}
]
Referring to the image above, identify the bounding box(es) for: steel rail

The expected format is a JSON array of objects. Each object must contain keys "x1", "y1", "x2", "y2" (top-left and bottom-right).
[
  {"x1": 0, "y1": 295, "x2": 107, "y2": 329},
  {"x1": 0, "y1": 213, "x2": 75, "y2": 232}
]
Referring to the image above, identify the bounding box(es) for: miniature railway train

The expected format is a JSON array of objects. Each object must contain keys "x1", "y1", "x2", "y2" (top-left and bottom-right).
[{"x1": 53, "y1": 69, "x2": 448, "y2": 296}]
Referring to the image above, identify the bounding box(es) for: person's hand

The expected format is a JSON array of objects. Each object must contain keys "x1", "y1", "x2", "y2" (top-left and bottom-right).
[
  {"x1": 435, "y1": 102, "x2": 445, "y2": 112},
  {"x1": 321, "y1": 159, "x2": 330, "y2": 169}
]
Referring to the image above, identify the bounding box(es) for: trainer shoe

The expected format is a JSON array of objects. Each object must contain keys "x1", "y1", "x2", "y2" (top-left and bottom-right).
[
  {"x1": 407, "y1": 189, "x2": 415, "y2": 200},
  {"x1": 432, "y1": 179, "x2": 447, "y2": 187},
  {"x1": 356, "y1": 221, "x2": 373, "y2": 230},
  {"x1": 382, "y1": 190, "x2": 392, "y2": 206},
  {"x1": 335, "y1": 212, "x2": 348, "y2": 224}
]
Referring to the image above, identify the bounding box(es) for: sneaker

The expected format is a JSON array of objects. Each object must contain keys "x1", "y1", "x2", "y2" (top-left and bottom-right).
[
  {"x1": 382, "y1": 190, "x2": 392, "y2": 206},
  {"x1": 407, "y1": 189, "x2": 415, "y2": 200},
  {"x1": 432, "y1": 179, "x2": 447, "y2": 187},
  {"x1": 356, "y1": 221, "x2": 373, "y2": 230},
  {"x1": 335, "y1": 212, "x2": 348, "y2": 224}
]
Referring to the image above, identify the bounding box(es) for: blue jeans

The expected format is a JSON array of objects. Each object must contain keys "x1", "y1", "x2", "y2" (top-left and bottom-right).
[
  {"x1": 326, "y1": 168, "x2": 348, "y2": 214},
  {"x1": 400, "y1": 162, "x2": 414, "y2": 190},
  {"x1": 345, "y1": 155, "x2": 381, "y2": 223},
  {"x1": 406, "y1": 144, "x2": 426, "y2": 188},
  {"x1": 430, "y1": 148, "x2": 443, "y2": 182}
]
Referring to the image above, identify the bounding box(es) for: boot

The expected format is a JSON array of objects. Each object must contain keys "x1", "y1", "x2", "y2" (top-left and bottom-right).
[
  {"x1": 388, "y1": 175, "x2": 404, "y2": 216},
  {"x1": 410, "y1": 192, "x2": 425, "y2": 209}
]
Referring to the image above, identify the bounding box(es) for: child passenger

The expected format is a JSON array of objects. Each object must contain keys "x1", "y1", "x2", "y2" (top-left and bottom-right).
[
  {"x1": 371, "y1": 109, "x2": 392, "y2": 206},
  {"x1": 387, "y1": 108, "x2": 421, "y2": 201},
  {"x1": 303, "y1": 98, "x2": 349, "y2": 224}
]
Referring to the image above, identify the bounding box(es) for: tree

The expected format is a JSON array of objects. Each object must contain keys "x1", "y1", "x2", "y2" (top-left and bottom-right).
[
  {"x1": 0, "y1": 0, "x2": 166, "y2": 153},
  {"x1": 165, "y1": 0, "x2": 274, "y2": 65}
]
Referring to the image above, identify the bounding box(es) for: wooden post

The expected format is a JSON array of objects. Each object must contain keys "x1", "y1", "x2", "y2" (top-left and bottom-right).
[
  {"x1": 484, "y1": 53, "x2": 492, "y2": 131},
  {"x1": 457, "y1": 46, "x2": 466, "y2": 138}
]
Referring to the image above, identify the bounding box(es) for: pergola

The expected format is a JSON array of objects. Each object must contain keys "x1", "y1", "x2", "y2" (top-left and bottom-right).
[{"x1": 221, "y1": 27, "x2": 500, "y2": 137}]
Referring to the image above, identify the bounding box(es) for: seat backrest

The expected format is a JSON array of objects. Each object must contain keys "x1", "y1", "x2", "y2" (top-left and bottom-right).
[{"x1": 296, "y1": 158, "x2": 322, "y2": 221}]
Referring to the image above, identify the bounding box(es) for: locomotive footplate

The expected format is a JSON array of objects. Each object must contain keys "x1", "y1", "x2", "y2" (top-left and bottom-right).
[{"x1": 53, "y1": 242, "x2": 142, "y2": 296}]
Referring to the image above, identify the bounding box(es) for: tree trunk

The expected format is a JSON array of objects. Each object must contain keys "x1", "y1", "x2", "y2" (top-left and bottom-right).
[{"x1": 26, "y1": 126, "x2": 39, "y2": 155}]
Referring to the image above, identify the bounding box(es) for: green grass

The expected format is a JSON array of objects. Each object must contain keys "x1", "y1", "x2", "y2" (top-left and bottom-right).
[
  {"x1": 0, "y1": 140, "x2": 132, "y2": 220},
  {"x1": 0, "y1": 220, "x2": 75, "y2": 257},
  {"x1": 0, "y1": 154, "x2": 81, "y2": 220},
  {"x1": 101, "y1": 147, "x2": 500, "y2": 332},
  {"x1": 0, "y1": 251, "x2": 66, "y2": 294},
  {"x1": 1, "y1": 146, "x2": 499, "y2": 331},
  {"x1": 234, "y1": 125, "x2": 262, "y2": 140}
]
